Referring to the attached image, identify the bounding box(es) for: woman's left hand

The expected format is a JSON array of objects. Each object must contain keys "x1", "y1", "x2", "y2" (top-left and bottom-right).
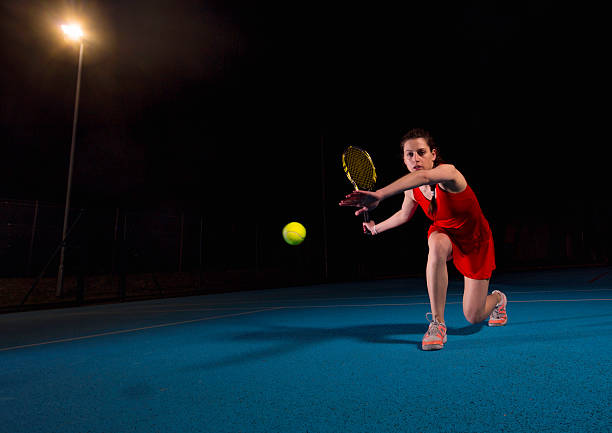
[{"x1": 339, "y1": 190, "x2": 382, "y2": 216}]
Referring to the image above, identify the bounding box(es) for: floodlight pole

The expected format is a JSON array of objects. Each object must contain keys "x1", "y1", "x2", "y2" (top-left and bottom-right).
[{"x1": 57, "y1": 41, "x2": 84, "y2": 297}]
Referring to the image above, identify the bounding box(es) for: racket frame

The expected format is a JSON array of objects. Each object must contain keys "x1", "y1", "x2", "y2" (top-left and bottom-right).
[{"x1": 341, "y1": 146, "x2": 377, "y2": 231}]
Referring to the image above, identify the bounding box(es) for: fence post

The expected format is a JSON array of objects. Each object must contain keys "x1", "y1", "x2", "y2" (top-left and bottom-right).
[
  {"x1": 320, "y1": 132, "x2": 329, "y2": 280},
  {"x1": 255, "y1": 221, "x2": 259, "y2": 273},
  {"x1": 27, "y1": 200, "x2": 39, "y2": 276},
  {"x1": 178, "y1": 212, "x2": 184, "y2": 272},
  {"x1": 198, "y1": 215, "x2": 204, "y2": 290},
  {"x1": 118, "y1": 212, "x2": 127, "y2": 301},
  {"x1": 111, "y1": 207, "x2": 119, "y2": 289}
]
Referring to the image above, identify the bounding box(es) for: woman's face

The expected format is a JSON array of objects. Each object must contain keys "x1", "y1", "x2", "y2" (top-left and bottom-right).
[{"x1": 403, "y1": 138, "x2": 437, "y2": 173}]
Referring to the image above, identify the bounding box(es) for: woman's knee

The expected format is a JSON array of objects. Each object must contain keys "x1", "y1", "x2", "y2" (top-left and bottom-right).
[
  {"x1": 462, "y1": 277, "x2": 490, "y2": 324},
  {"x1": 463, "y1": 307, "x2": 482, "y2": 324},
  {"x1": 428, "y1": 233, "x2": 452, "y2": 261}
]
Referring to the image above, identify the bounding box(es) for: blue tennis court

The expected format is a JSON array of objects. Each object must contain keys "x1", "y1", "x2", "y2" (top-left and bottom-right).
[{"x1": 1, "y1": 266, "x2": 611, "y2": 433}]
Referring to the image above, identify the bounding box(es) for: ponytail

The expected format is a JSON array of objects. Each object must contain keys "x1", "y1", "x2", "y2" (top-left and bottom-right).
[{"x1": 428, "y1": 185, "x2": 437, "y2": 216}]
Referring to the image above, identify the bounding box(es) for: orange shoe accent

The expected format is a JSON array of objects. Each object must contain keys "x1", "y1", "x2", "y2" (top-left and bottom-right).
[
  {"x1": 488, "y1": 290, "x2": 508, "y2": 327},
  {"x1": 422, "y1": 313, "x2": 448, "y2": 350}
]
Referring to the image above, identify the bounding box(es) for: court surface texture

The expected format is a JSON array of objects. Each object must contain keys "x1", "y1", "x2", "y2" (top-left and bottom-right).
[{"x1": 1, "y1": 266, "x2": 611, "y2": 433}]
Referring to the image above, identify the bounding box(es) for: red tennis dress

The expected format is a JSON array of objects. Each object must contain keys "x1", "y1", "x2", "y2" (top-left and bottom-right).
[{"x1": 413, "y1": 184, "x2": 495, "y2": 280}]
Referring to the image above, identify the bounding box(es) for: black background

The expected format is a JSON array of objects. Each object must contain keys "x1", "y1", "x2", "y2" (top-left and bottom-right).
[{"x1": 1, "y1": 1, "x2": 608, "y2": 284}]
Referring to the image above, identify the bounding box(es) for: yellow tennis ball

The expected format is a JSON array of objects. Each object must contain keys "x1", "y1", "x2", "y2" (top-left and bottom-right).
[{"x1": 282, "y1": 222, "x2": 306, "y2": 245}]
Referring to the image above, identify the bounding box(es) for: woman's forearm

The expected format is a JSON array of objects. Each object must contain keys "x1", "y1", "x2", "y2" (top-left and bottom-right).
[
  {"x1": 377, "y1": 171, "x2": 429, "y2": 200},
  {"x1": 376, "y1": 164, "x2": 458, "y2": 200},
  {"x1": 374, "y1": 209, "x2": 412, "y2": 234}
]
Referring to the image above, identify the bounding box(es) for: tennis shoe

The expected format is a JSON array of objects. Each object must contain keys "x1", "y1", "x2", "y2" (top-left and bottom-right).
[
  {"x1": 422, "y1": 312, "x2": 447, "y2": 351},
  {"x1": 488, "y1": 290, "x2": 508, "y2": 327}
]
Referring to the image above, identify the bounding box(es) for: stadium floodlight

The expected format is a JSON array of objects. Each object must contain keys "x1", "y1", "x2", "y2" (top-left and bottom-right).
[{"x1": 57, "y1": 23, "x2": 85, "y2": 297}]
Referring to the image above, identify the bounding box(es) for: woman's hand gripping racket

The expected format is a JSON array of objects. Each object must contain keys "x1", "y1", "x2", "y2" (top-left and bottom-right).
[{"x1": 341, "y1": 146, "x2": 377, "y2": 235}]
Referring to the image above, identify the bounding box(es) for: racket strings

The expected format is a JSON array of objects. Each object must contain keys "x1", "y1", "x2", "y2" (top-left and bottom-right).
[{"x1": 343, "y1": 148, "x2": 376, "y2": 191}]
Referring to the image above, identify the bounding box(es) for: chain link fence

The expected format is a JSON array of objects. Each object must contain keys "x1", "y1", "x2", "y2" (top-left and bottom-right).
[
  {"x1": 0, "y1": 199, "x2": 324, "y2": 311},
  {"x1": 1, "y1": 198, "x2": 609, "y2": 311}
]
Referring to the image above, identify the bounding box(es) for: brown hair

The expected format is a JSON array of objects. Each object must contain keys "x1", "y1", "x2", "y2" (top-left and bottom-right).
[{"x1": 400, "y1": 128, "x2": 443, "y2": 215}]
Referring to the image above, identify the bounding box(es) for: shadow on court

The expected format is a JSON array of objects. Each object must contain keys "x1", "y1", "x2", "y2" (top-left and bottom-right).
[{"x1": 189, "y1": 322, "x2": 486, "y2": 370}]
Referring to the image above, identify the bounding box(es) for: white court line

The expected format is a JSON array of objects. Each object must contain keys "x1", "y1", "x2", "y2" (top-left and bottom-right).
[
  {"x1": 9, "y1": 294, "x2": 435, "y2": 318},
  {"x1": 499, "y1": 288, "x2": 612, "y2": 295},
  {"x1": 3, "y1": 298, "x2": 612, "y2": 352},
  {"x1": 134, "y1": 287, "x2": 612, "y2": 309},
  {"x1": 508, "y1": 298, "x2": 612, "y2": 303},
  {"x1": 20, "y1": 306, "x2": 270, "y2": 318},
  {"x1": 19, "y1": 288, "x2": 612, "y2": 319},
  {"x1": 256, "y1": 298, "x2": 612, "y2": 310},
  {"x1": 0, "y1": 307, "x2": 282, "y2": 352},
  {"x1": 116, "y1": 293, "x2": 433, "y2": 309},
  {"x1": 111, "y1": 291, "x2": 612, "y2": 314}
]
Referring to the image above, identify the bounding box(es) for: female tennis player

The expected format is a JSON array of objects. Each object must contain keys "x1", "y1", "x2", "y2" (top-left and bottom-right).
[{"x1": 339, "y1": 128, "x2": 507, "y2": 350}]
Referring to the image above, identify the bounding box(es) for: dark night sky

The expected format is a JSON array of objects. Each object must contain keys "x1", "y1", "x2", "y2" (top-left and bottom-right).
[{"x1": 0, "y1": 1, "x2": 605, "y2": 223}]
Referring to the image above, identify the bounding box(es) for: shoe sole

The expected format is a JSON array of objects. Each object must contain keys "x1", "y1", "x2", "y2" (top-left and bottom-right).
[
  {"x1": 422, "y1": 343, "x2": 444, "y2": 351},
  {"x1": 488, "y1": 320, "x2": 507, "y2": 327},
  {"x1": 422, "y1": 335, "x2": 447, "y2": 351}
]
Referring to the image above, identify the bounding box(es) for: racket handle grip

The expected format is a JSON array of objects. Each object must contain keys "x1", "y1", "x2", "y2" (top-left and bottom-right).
[{"x1": 362, "y1": 211, "x2": 372, "y2": 236}]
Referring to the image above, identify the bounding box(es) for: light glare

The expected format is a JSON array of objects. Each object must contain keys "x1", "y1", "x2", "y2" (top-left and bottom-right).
[{"x1": 61, "y1": 24, "x2": 83, "y2": 41}]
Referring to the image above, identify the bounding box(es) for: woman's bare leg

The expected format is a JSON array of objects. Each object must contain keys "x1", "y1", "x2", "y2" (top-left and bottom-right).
[
  {"x1": 462, "y1": 277, "x2": 501, "y2": 324},
  {"x1": 426, "y1": 231, "x2": 453, "y2": 323}
]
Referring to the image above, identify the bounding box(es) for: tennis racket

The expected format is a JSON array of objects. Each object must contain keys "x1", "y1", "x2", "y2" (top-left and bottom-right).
[{"x1": 342, "y1": 146, "x2": 377, "y2": 233}]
